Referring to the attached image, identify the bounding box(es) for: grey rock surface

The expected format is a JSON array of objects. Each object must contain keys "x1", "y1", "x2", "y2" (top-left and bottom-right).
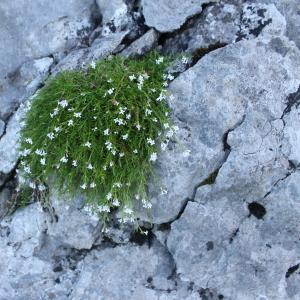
[
  {"x1": 141, "y1": 0, "x2": 218, "y2": 33},
  {"x1": 0, "y1": 57, "x2": 53, "y2": 120},
  {"x1": 52, "y1": 31, "x2": 128, "y2": 74},
  {"x1": 0, "y1": 103, "x2": 27, "y2": 174},
  {"x1": 168, "y1": 172, "x2": 300, "y2": 299},
  {"x1": 121, "y1": 29, "x2": 159, "y2": 57},
  {"x1": 1, "y1": 0, "x2": 300, "y2": 299},
  {"x1": 0, "y1": 0, "x2": 97, "y2": 77},
  {"x1": 46, "y1": 190, "x2": 101, "y2": 250},
  {"x1": 70, "y1": 240, "x2": 174, "y2": 299},
  {"x1": 162, "y1": 1, "x2": 286, "y2": 54}
]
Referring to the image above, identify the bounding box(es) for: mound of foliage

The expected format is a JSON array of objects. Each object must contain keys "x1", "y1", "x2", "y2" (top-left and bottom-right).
[{"x1": 19, "y1": 52, "x2": 179, "y2": 225}]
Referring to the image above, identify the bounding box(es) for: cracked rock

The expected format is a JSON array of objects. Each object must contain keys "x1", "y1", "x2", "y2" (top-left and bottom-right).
[
  {"x1": 167, "y1": 171, "x2": 300, "y2": 299},
  {"x1": 0, "y1": 57, "x2": 53, "y2": 120},
  {"x1": 121, "y1": 29, "x2": 159, "y2": 57},
  {"x1": 46, "y1": 190, "x2": 102, "y2": 250},
  {"x1": 70, "y1": 240, "x2": 174, "y2": 299},
  {"x1": 0, "y1": 119, "x2": 4, "y2": 137},
  {"x1": 141, "y1": 0, "x2": 218, "y2": 33},
  {"x1": 52, "y1": 31, "x2": 128, "y2": 74},
  {"x1": 136, "y1": 34, "x2": 300, "y2": 224}
]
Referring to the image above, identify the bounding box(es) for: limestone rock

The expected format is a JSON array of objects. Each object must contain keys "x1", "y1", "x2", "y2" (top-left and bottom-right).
[
  {"x1": 52, "y1": 31, "x2": 128, "y2": 74},
  {"x1": 0, "y1": 57, "x2": 53, "y2": 119},
  {"x1": 0, "y1": 0, "x2": 97, "y2": 77},
  {"x1": 46, "y1": 190, "x2": 101, "y2": 250},
  {"x1": 70, "y1": 240, "x2": 174, "y2": 299},
  {"x1": 0, "y1": 119, "x2": 4, "y2": 137},
  {"x1": 141, "y1": 0, "x2": 218, "y2": 33},
  {"x1": 168, "y1": 172, "x2": 300, "y2": 299},
  {"x1": 121, "y1": 29, "x2": 159, "y2": 57}
]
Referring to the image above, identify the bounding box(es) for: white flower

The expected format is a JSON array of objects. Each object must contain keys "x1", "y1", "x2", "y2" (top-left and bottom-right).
[
  {"x1": 133, "y1": 149, "x2": 138, "y2": 154},
  {"x1": 135, "y1": 194, "x2": 140, "y2": 200},
  {"x1": 122, "y1": 134, "x2": 128, "y2": 140},
  {"x1": 106, "y1": 192, "x2": 112, "y2": 200},
  {"x1": 124, "y1": 206, "x2": 133, "y2": 214},
  {"x1": 182, "y1": 149, "x2": 191, "y2": 157},
  {"x1": 173, "y1": 125, "x2": 179, "y2": 132},
  {"x1": 107, "y1": 88, "x2": 114, "y2": 95},
  {"x1": 163, "y1": 123, "x2": 170, "y2": 129},
  {"x1": 152, "y1": 117, "x2": 158, "y2": 123},
  {"x1": 103, "y1": 165, "x2": 107, "y2": 171},
  {"x1": 136, "y1": 124, "x2": 141, "y2": 131},
  {"x1": 126, "y1": 113, "x2": 131, "y2": 120},
  {"x1": 72, "y1": 160, "x2": 77, "y2": 167},
  {"x1": 54, "y1": 126, "x2": 61, "y2": 132},
  {"x1": 113, "y1": 199, "x2": 120, "y2": 206},
  {"x1": 84, "y1": 141, "x2": 92, "y2": 148},
  {"x1": 147, "y1": 138, "x2": 155, "y2": 146},
  {"x1": 145, "y1": 108, "x2": 152, "y2": 116},
  {"x1": 24, "y1": 166, "x2": 31, "y2": 174},
  {"x1": 107, "y1": 78, "x2": 113, "y2": 83},
  {"x1": 29, "y1": 182, "x2": 36, "y2": 189},
  {"x1": 109, "y1": 161, "x2": 114, "y2": 167},
  {"x1": 104, "y1": 128, "x2": 110, "y2": 135},
  {"x1": 40, "y1": 158, "x2": 46, "y2": 165},
  {"x1": 150, "y1": 152, "x2": 157, "y2": 162},
  {"x1": 114, "y1": 118, "x2": 125, "y2": 126},
  {"x1": 181, "y1": 56, "x2": 188, "y2": 64},
  {"x1": 167, "y1": 73, "x2": 174, "y2": 81},
  {"x1": 105, "y1": 141, "x2": 113, "y2": 150},
  {"x1": 142, "y1": 198, "x2": 153, "y2": 209},
  {"x1": 74, "y1": 112, "x2": 82, "y2": 118},
  {"x1": 111, "y1": 149, "x2": 117, "y2": 156},
  {"x1": 60, "y1": 156, "x2": 68, "y2": 163},
  {"x1": 129, "y1": 74, "x2": 136, "y2": 81},
  {"x1": 119, "y1": 152, "x2": 125, "y2": 157},
  {"x1": 119, "y1": 107, "x2": 126, "y2": 115},
  {"x1": 80, "y1": 183, "x2": 87, "y2": 189},
  {"x1": 163, "y1": 81, "x2": 168, "y2": 87},
  {"x1": 113, "y1": 182, "x2": 122, "y2": 188},
  {"x1": 50, "y1": 108, "x2": 59, "y2": 118},
  {"x1": 58, "y1": 99, "x2": 68, "y2": 108},
  {"x1": 87, "y1": 163, "x2": 93, "y2": 170},
  {"x1": 98, "y1": 205, "x2": 110, "y2": 213},
  {"x1": 35, "y1": 149, "x2": 47, "y2": 156},
  {"x1": 90, "y1": 61, "x2": 96, "y2": 69},
  {"x1": 38, "y1": 184, "x2": 46, "y2": 191},
  {"x1": 68, "y1": 107, "x2": 74, "y2": 112},
  {"x1": 67, "y1": 119, "x2": 74, "y2": 126},
  {"x1": 25, "y1": 138, "x2": 33, "y2": 144},
  {"x1": 166, "y1": 129, "x2": 174, "y2": 138},
  {"x1": 90, "y1": 182, "x2": 96, "y2": 188},
  {"x1": 92, "y1": 127, "x2": 98, "y2": 132},
  {"x1": 47, "y1": 132, "x2": 55, "y2": 140},
  {"x1": 21, "y1": 149, "x2": 31, "y2": 156},
  {"x1": 137, "y1": 83, "x2": 143, "y2": 90},
  {"x1": 155, "y1": 56, "x2": 164, "y2": 64}
]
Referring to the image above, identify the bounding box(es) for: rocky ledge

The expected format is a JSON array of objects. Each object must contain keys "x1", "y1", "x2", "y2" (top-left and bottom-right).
[{"x1": 1, "y1": 0, "x2": 300, "y2": 299}]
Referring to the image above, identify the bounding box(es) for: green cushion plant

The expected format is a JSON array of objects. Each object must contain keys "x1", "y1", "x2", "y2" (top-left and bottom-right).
[{"x1": 18, "y1": 52, "x2": 181, "y2": 228}]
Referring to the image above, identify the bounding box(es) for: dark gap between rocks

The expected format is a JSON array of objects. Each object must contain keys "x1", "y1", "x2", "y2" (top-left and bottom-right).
[
  {"x1": 248, "y1": 202, "x2": 266, "y2": 219},
  {"x1": 286, "y1": 264, "x2": 300, "y2": 278}
]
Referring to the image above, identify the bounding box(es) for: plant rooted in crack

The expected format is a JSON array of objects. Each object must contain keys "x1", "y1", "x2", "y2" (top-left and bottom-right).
[{"x1": 18, "y1": 52, "x2": 181, "y2": 225}]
